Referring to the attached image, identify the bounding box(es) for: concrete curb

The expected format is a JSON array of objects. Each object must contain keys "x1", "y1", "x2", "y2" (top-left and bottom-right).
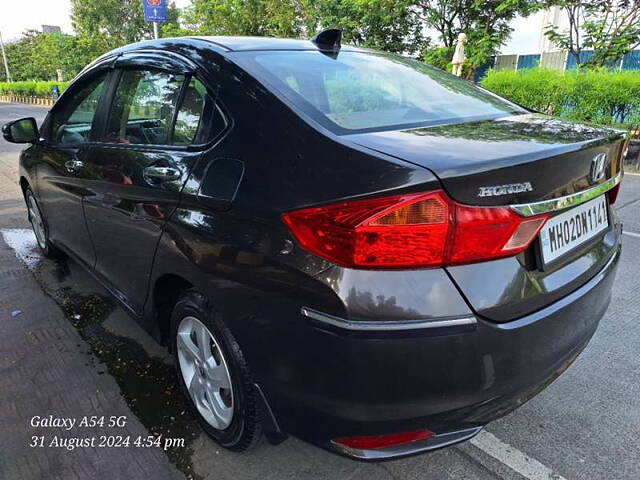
[{"x1": 0, "y1": 96, "x2": 55, "y2": 107}]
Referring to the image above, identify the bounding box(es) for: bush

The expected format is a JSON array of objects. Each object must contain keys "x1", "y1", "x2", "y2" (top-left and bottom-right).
[
  {"x1": 421, "y1": 46, "x2": 453, "y2": 72},
  {"x1": 0, "y1": 81, "x2": 70, "y2": 98},
  {"x1": 567, "y1": 70, "x2": 640, "y2": 126},
  {"x1": 481, "y1": 68, "x2": 640, "y2": 128}
]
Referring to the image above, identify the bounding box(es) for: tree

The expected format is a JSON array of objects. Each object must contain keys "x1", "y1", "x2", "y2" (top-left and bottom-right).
[
  {"x1": 305, "y1": 0, "x2": 424, "y2": 54},
  {"x1": 421, "y1": 44, "x2": 452, "y2": 70},
  {"x1": 421, "y1": 0, "x2": 474, "y2": 49},
  {"x1": 182, "y1": 0, "x2": 304, "y2": 38},
  {"x1": 419, "y1": 0, "x2": 540, "y2": 77},
  {"x1": 180, "y1": 0, "x2": 424, "y2": 54},
  {"x1": 71, "y1": 0, "x2": 152, "y2": 47},
  {"x1": 543, "y1": 1, "x2": 640, "y2": 68},
  {"x1": 0, "y1": 30, "x2": 103, "y2": 81},
  {"x1": 71, "y1": 0, "x2": 181, "y2": 49},
  {"x1": 170, "y1": 0, "x2": 533, "y2": 72}
]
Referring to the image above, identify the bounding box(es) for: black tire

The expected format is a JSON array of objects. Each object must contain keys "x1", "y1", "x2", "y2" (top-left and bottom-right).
[
  {"x1": 170, "y1": 289, "x2": 262, "y2": 451},
  {"x1": 24, "y1": 188, "x2": 61, "y2": 258}
]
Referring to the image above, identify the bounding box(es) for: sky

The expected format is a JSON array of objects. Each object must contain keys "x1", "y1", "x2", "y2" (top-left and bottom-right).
[{"x1": 1, "y1": 0, "x2": 544, "y2": 54}]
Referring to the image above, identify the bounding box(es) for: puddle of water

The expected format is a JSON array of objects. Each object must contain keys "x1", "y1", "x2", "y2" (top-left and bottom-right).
[
  {"x1": 1, "y1": 228, "x2": 41, "y2": 269},
  {"x1": 53, "y1": 288, "x2": 202, "y2": 479},
  {"x1": 2, "y1": 232, "x2": 203, "y2": 479}
]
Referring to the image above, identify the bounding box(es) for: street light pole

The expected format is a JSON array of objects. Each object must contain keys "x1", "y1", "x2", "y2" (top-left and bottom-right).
[{"x1": 0, "y1": 30, "x2": 11, "y2": 82}]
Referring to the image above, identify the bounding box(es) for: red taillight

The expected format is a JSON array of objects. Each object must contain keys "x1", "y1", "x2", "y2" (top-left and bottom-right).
[
  {"x1": 333, "y1": 429, "x2": 434, "y2": 450},
  {"x1": 282, "y1": 190, "x2": 548, "y2": 268},
  {"x1": 448, "y1": 203, "x2": 547, "y2": 265}
]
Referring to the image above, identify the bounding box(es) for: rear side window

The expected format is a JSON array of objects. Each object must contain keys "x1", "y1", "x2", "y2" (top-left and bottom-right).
[
  {"x1": 103, "y1": 70, "x2": 186, "y2": 145},
  {"x1": 173, "y1": 78, "x2": 208, "y2": 145},
  {"x1": 50, "y1": 72, "x2": 107, "y2": 144}
]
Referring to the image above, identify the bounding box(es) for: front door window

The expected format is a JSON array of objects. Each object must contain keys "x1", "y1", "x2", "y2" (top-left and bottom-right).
[{"x1": 50, "y1": 73, "x2": 107, "y2": 144}]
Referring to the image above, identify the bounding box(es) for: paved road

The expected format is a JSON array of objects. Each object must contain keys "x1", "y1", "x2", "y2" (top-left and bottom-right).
[{"x1": 1, "y1": 103, "x2": 639, "y2": 480}]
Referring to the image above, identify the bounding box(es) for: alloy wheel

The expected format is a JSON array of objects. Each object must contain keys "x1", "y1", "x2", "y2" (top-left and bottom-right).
[{"x1": 177, "y1": 316, "x2": 234, "y2": 429}]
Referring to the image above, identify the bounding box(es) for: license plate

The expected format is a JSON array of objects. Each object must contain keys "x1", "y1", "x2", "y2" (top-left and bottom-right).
[{"x1": 539, "y1": 195, "x2": 608, "y2": 265}]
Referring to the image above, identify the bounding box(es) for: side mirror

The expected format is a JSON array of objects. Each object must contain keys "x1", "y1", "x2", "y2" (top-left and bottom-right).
[{"x1": 2, "y1": 117, "x2": 40, "y2": 144}]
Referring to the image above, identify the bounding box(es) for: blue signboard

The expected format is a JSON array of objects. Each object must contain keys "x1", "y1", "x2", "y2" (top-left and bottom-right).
[{"x1": 142, "y1": 0, "x2": 167, "y2": 23}]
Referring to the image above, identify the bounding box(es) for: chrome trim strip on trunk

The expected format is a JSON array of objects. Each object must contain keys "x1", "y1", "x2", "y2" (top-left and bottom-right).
[
  {"x1": 510, "y1": 173, "x2": 621, "y2": 217},
  {"x1": 301, "y1": 307, "x2": 477, "y2": 331}
]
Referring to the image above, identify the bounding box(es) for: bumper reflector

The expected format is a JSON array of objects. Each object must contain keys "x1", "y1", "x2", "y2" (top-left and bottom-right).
[{"x1": 333, "y1": 429, "x2": 434, "y2": 450}]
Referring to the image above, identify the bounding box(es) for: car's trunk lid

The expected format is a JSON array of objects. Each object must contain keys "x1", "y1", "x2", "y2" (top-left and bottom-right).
[{"x1": 345, "y1": 113, "x2": 626, "y2": 207}]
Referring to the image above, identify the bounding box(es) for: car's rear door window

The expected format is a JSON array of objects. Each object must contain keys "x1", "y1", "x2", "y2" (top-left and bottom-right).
[
  {"x1": 103, "y1": 70, "x2": 186, "y2": 145},
  {"x1": 173, "y1": 78, "x2": 210, "y2": 145},
  {"x1": 101, "y1": 70, "x2": 222, "y2": 146}
]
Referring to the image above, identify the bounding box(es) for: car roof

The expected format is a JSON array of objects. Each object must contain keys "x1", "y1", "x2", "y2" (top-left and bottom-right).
[
  {"x1": 190, "y1": 36, "x2": 373, "y2": 53},
  {"x1": 81, "y1": 36, "x2": 377, "y2": 78}
]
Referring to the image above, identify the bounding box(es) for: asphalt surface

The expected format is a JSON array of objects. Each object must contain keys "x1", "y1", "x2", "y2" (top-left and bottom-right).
[{"x1": 1, "y1": 103, "x2": 639, "y2": 480}]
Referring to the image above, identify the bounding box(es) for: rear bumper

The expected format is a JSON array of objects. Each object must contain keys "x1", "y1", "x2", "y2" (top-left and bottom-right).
[{"x1": 264, "y1": 246, "x2": 620, "y2": 460}]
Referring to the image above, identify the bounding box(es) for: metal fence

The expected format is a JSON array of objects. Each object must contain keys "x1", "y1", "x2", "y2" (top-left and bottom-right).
[
  {"x1": 473, "y1": 57, "x2": 494, "y2": 83},
  {"x1": 495, "y1": 54, "x2": 517, "y2": 71},
  {"x1": 517, "y1": 54, "x2": 540, "y2": 69},
  {"x1": 565, "y1": 51, "x2": 594, "y2": 70},
  {"x1": 622, "y1": 50, "x2": 640, "y2": 70},
  {"x1": 540, "y1": 51, "x2": 567, "y2": 71},
  {"x1": 491, "y1": 49, "x2": 640, "y2": 74}
]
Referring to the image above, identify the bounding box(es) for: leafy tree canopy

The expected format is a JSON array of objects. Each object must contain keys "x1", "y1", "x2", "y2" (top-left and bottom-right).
[
  {"x1": 419, "y1": 0, "x2": 540, "y2": 77},
  {"x1": 0, "y1": 0, "x2": 183, "y2": 82},
  {"x1": 305, "y1": 0, "x2": 424, "y2": 54},
  {"x1": 181, "y1": 0, "x2": 424, "y2": 54},
  {"x1": 0, "y1": 31, "x2": 102, "y2": 82},
  {"x1": 71, "y1": 0, "x2": 177, "y2": 47},
  {"x1": 180, "y1": 0, "x2": 304, "y2": 38},
  {"x1": 0, "y1": 0, "x2": 547, "y2": 83}
]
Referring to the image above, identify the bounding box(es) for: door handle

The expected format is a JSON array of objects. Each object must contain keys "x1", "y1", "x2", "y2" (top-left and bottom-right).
[
  {"x1": 143, "y1": 166, "x2": 182, "y2": 182},
  {"x1": 64, "y1": 159, "x2": 84, "y2": 173}
]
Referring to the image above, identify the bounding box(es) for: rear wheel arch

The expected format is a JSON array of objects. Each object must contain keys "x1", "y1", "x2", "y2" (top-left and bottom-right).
[
  {"x1": 152, "y1": 273, "x2": 194, "y2": 344},
  {"x1": 152, "y1": 274, "x2": 284, "y2": 443},
  {"x1": 170, "y1": 288, "x2": 264, "y2": 451}
]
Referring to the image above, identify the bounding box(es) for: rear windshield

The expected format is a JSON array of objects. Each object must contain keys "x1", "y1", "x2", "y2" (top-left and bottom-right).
[{"x1": 233, "y1": 50, "x2": 524, "y2": 134}]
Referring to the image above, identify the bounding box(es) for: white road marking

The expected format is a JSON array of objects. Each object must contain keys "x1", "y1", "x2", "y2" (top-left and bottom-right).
[
  {"x1": 623, "y1": 230, "x2": 640, "y2": 239},
  {"x1": 470, "y1": 430, "x2": 567, "y2": 480},
  {"x1": 624, "y1": 172, "x2": 640, "y2": 177}
]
